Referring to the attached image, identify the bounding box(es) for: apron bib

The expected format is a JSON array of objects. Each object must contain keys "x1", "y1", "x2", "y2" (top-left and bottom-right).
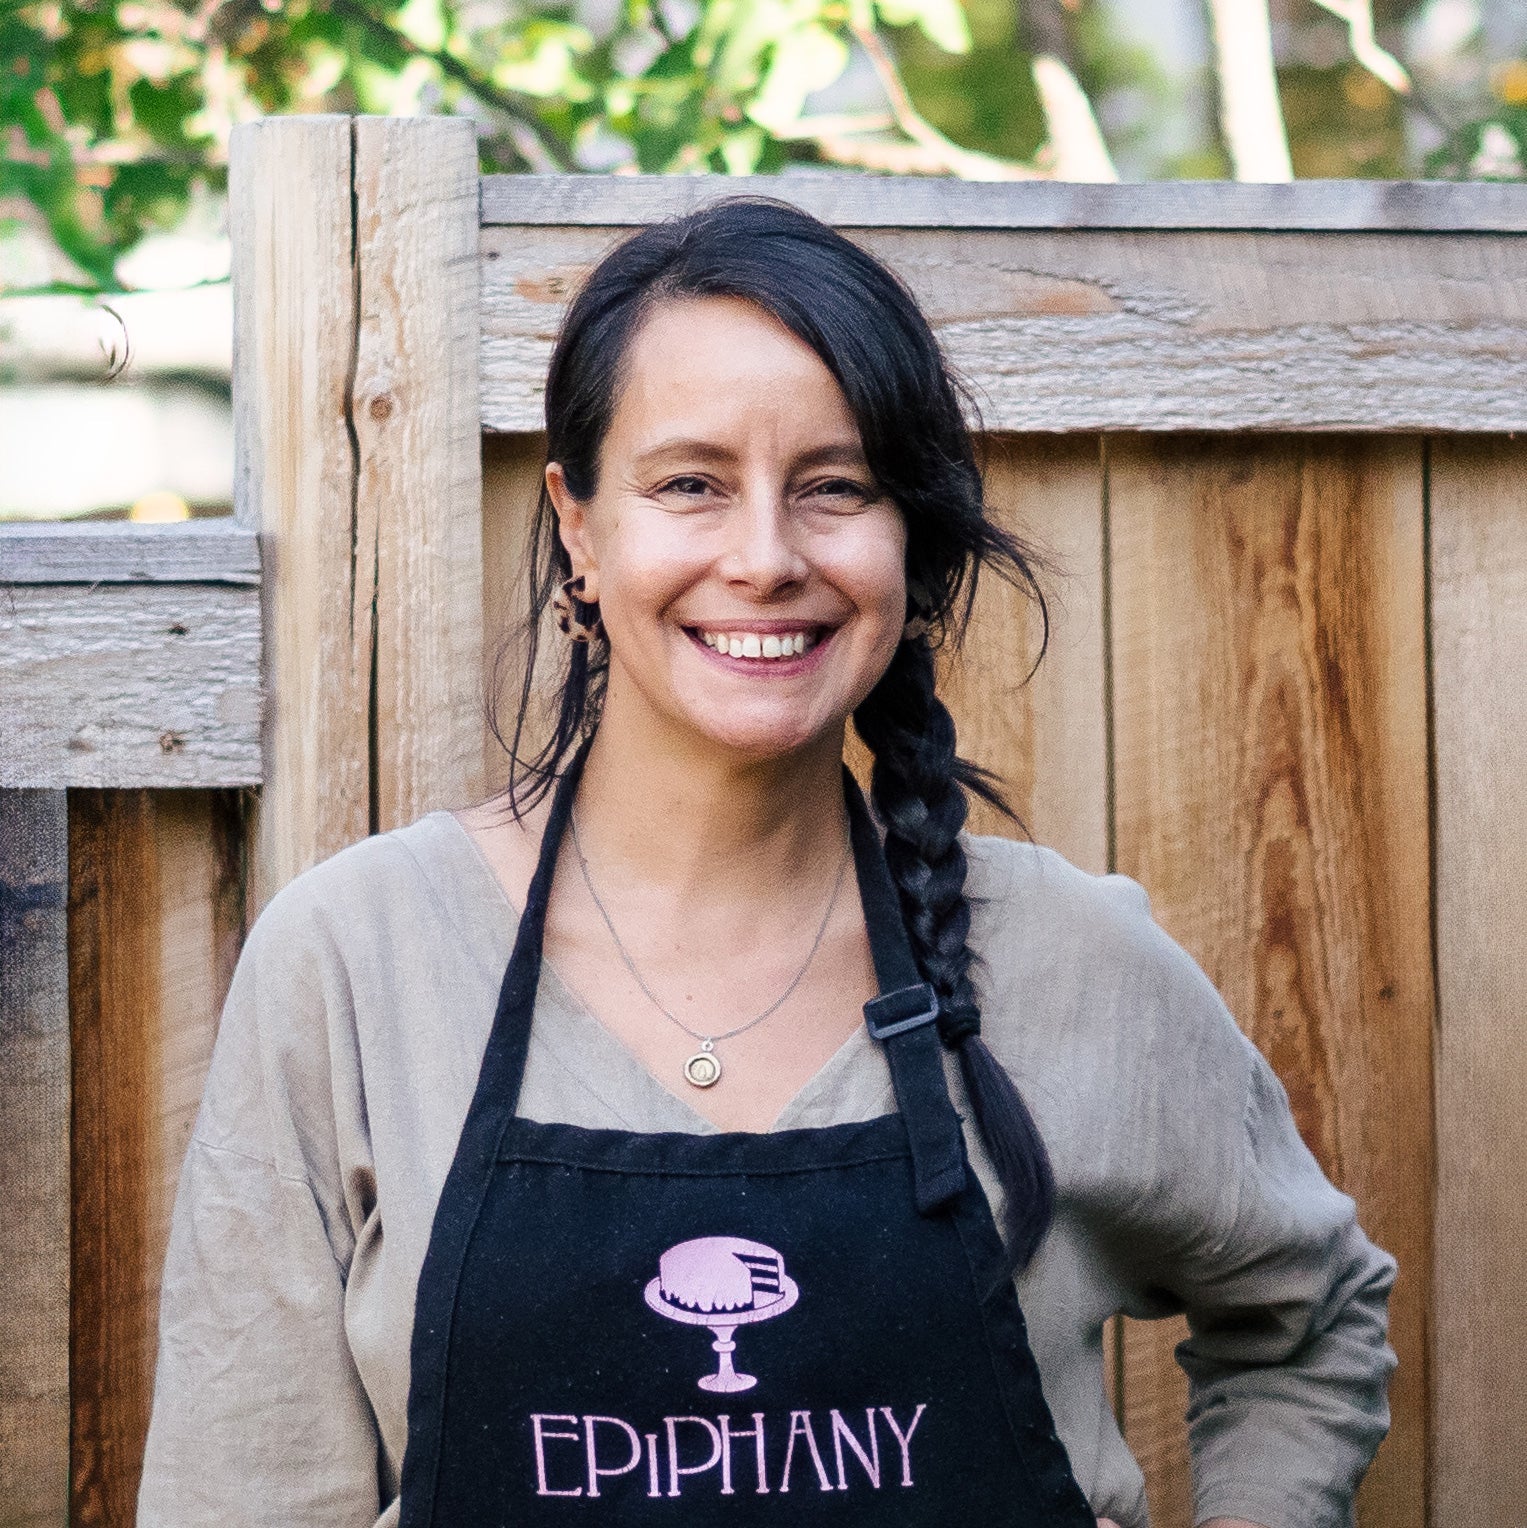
[{"x1": 398, "y1": 751, "x2": 1095, "y2": 1526}]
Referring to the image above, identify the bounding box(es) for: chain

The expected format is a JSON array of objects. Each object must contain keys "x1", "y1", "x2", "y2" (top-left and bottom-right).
[{"x1": 568, "y1": 811, "x2": 851, "y2": 1047}]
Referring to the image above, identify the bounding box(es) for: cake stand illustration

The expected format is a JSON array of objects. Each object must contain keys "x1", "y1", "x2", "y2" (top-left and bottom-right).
[{"x1": 644, "y1": 1236, "x2": 799, "y2": 1393}]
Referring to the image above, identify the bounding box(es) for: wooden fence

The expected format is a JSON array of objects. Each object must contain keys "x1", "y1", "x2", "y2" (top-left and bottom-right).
[{"x1": 2, "y1": 113, "x2": 1524, "y2": 1525}]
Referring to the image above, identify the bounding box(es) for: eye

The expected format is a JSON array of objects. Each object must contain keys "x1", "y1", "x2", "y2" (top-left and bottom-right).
[
  {"x1": 658, "y1": 475, "x2": 713, "y2": 496},
  {"x1": 802, "y1": 477, "x2": 876, "y2": 509},
  {"x1": 657, "y1": 470, "x2": 727, "y2": 507}
]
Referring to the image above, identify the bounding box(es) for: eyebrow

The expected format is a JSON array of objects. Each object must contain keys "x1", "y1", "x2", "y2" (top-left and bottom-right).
[{"x1": 630, "y1": 437, "x2": 871, "y2": 474}]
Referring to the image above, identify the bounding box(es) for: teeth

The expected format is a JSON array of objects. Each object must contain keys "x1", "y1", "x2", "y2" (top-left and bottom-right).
[{"x1": 697, "y1": 629, "x2": 814, "y2": 660}]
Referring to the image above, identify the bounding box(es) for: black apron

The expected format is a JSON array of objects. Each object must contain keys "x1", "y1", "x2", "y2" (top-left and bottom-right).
[{"x1": 397, "y1": 750, "x2": 1095, "y2": 1526}]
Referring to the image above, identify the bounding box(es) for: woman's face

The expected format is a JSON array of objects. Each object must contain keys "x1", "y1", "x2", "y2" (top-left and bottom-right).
[{"x1": 549, "y1": 295, "x2": 907, "y2": 764}]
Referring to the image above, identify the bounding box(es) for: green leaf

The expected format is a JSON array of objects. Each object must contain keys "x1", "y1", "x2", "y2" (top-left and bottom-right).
[
  {"x1": 875, "y1": 0, "x2": 970, "y2": 55},
  {"x1": 491, "y1": 21, "x2": 595, "y2": 101},
  {"x1": 748, "y1": 21, "x2": 848, "y2": 131},
  {"x1": 719, "y1": 122, "x2": 765, "y2": 172}
]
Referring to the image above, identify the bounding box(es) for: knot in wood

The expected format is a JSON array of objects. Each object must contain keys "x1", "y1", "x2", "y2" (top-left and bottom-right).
[{"x1": 368, "y1": 393, "x2": 395, "y2": 421}]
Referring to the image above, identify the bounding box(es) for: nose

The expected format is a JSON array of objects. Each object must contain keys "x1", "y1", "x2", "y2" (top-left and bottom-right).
[{"x1": 720, "y1": 482, "x2": 809, "y2": 597}]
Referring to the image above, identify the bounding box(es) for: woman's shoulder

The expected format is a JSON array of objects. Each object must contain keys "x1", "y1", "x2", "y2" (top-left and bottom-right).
[
  {"x1": 959, "y1": 832, "x2": 1255, "y2": 1081},
  {"x1": 246, "y1": 808, "x2": 509, "y2": 965},
  {"x1": 961, "y1": 832, "x2": 1160, "y2": 973}
]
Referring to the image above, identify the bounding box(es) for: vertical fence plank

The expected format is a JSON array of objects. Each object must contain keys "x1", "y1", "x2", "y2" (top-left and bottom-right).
[
  {"x1": 354, "y1": 117, "x2": 485, "y2": 828},
  {"x1": 68, "y1": 792, "x2": 156, "y2": 1526},
  {"x1": 231, "y1": 116, "x2": 368, "y2": 913},
  {"x1": 0, "y1": 790, "x2": 69, "y2": 1528},
  {"x1": 234, "y1": 114, "x2": 485, "y2": 905},
  {"x1": 1109, "y1": 436, "x2": 1431, "y2": 1528},
  {"x1": 938, "y1": 435, "x2": 1116, "y2": 1410},
  {"x1": 1430, "y1": 437, "x2": 1527, "y2": 1527},
  {"x1": 68, "y1": 791, "x2": 243, "y2": 1526},
  {"x1": 944, "y1": 436, "x2": 1109, "y2": 873},
  {"x1": 481, "y1": 433, "x2": 550, "y2": 792}
]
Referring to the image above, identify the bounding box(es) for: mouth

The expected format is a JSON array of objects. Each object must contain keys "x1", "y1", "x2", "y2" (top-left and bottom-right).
[{"x1": 684, "y1": 624, "x2": 832, "y2": 665}]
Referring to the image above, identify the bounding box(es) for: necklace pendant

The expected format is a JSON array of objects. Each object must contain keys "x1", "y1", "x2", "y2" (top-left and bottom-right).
[{"x1": 683, "y1": 1040, "x2": 721, "y2": 1089}]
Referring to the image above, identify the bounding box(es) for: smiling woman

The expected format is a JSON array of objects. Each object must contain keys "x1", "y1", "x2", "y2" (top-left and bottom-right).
[
  {"x1": 136, "y1": 200, "x2": 1396, "y2": 1528},
  {"x1": 547, "y1": 294, "x2": 908, "y2": 781}
]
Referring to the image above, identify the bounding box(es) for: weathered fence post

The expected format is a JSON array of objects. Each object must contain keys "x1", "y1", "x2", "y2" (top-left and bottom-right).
[
  {"x1": 1429, "y1": 438, "x2": 1527, "y2": 1524},
  {"x1": 231, "y1": 115, "x2": 484, "y2": 912},
  {"x1": 0, "y1": 791, "x2": 70, "y2": 1527}
]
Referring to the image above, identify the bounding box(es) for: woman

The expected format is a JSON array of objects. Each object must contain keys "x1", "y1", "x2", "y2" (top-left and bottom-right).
[{"x1": 139, "y1": 199, "x2": 1397, "y2": 1528}]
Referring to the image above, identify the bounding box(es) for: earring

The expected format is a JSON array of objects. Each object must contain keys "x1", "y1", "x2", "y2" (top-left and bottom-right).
[{"x1": 553, "y1": 574, "x2": 604, "y2": 643}]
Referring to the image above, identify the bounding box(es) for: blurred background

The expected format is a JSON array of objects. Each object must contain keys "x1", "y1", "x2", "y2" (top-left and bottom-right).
[{"x1": 4, "y1": 0, "x2": 1526, "y2": 525}]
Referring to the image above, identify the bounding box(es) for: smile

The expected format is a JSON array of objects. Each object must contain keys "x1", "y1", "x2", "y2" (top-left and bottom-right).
[{"x1": 691, "y1": 628, "x2": 825, "y2": 662}]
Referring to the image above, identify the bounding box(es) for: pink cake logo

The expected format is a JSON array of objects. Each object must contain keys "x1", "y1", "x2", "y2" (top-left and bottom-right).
[{"x1": 644, "y1": 1236, "x2": 799, "y2": 1394}]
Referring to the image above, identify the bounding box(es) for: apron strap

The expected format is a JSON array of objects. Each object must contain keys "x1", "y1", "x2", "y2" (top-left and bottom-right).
[
  {"x1": 482, "y1": 745, "x2": 968, "y2": 1218},
  {"x1": 480, "y1": 739, "x2": 590, "y2": 1118},
  {"x1": 844, "y1": 769, "x2": 969, "y2": 1216}
]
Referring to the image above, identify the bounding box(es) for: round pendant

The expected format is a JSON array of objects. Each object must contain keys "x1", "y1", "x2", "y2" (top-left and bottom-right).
[{"x1": 683, "y1": 1047, "x2": 722, "y2": 1088}]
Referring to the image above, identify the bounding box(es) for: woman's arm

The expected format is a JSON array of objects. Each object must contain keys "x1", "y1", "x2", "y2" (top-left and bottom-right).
[
  {"x1": 137, "y1": 876, "x2": 381, "y2": 1525},
  {"x1": 1105, "y1": 929, "x2": 1398, "y2": 1528},
  {"x1": 1171, "y1": 1042, "x2": 1396, "y2": 1528}
]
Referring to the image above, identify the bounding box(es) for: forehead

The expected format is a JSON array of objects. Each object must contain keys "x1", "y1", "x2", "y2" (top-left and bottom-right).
[{"x1": 606, "y1": 295, "x2": 864, "y2": 453}]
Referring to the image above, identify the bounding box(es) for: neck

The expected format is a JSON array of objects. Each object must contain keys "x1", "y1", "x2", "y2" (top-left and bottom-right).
[{"x1": 572, "y1": 711, "x2": 850, "y2": 904}]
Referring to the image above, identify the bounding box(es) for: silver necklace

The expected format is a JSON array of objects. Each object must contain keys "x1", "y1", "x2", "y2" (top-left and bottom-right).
[{"x1": 568, "y1": 813, "x2": 852, "y2": 1089}]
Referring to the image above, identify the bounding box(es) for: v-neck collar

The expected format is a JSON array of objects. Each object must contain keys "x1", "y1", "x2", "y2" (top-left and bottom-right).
[{"x1": 431, "y1": 809, "x2": 893, "y2": 1135}]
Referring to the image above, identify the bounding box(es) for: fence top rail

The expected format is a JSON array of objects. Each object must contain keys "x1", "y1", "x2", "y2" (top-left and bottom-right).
[{"x1": 480, "y1": 175, "x2": 1527, "y2": 232}]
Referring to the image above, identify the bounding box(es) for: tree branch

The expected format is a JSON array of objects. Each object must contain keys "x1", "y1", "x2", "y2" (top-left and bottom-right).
[
  {"x1": 847, "y1": 22, "x2": 1044, "y2": 179},
  {"x1": 1205, "y1": 0, "x2": 1293, "y2": 181},
  {"x1": 323, "y1": 0, "x2": 574, "y2": 172},
  {"x1": 1309, "y1": 0, "x2": 1411, "y2": 94},
  {"x1": 1032, "y1": 54, "x2": 1117, "y2": 181}
]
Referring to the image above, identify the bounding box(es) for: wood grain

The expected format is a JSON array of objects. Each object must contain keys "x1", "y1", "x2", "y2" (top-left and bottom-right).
[
  {"x1": 68, "y1": 790, "x2": 244, "y2": 1527},
  {"x1": 353, "y1": 117, "x2": 485, "y2": 827},
  {"x1": 480, "y1": 224, "x2": 1527, "y2": 434},
  {"x1": 0, "y1": 582, "x2": 262, "y2": 789},
  {"x1": 943, "y1": 435, "x2": 1109, "y2": 872},
  {"x1": 230, "y1": 115, "x2": 370, "y2": 912},
  {"x1": 0, "y1": 789, "x2": 69, "y2": 1528},
  {"x1": 1108, "y1": 436, "x2": 1431, "y2": 1528},
  {"x1": 480, "y1": 432, "x2": 551, "y2": 798},
  {"x1": 480, "y1": 174, "x2": 1527, "y2": 232},
  {"x1": 0, "y1": 520, "x2": 259, "y2": 585},
  {"x1": 1429, "y1": 437, "x2": 1527, "y2": 1527}
]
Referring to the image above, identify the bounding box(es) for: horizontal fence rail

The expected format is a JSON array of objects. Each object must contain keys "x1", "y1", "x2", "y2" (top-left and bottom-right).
[
  {"x1": 0, "y1": 521, "x2": 263, "y2": 790},
  {"x1": 479, "y1": 175, "x2": 1527, "y2": 230},
  {"x1": 478, "y1": 176, "x2": 1527, "y2": 435}
]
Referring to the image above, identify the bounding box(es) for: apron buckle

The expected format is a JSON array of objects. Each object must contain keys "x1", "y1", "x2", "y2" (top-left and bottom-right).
[{"x1": 864, "y1": 983, "x2": 940, "y2": 1040}]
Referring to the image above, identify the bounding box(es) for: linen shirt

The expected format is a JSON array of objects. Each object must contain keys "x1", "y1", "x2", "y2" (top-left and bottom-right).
[{"x1": 136, "y1": 810, "x2": 1398, "y2": 1528}]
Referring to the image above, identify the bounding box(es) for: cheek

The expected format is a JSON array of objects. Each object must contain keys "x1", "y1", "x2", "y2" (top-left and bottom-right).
[
  {"x1": 594, "y1": 518, "x2": 706, "y2": 625},
  {"x1": 820, "y1": 522, "x2": 908, "y2": 637}
]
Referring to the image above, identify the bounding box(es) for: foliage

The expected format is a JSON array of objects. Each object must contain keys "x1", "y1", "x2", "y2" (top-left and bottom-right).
[
  {"x1": 2, "y1": 0, "x2": 987, "y2": 291},
  {"x1": 3, "y1": 0, "x2": 1525, "y2": 294}
]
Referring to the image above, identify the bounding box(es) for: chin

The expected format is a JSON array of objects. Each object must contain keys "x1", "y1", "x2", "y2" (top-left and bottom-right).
[{"x1": 686, "y1": 712, "x2": 839, "y2": 764}]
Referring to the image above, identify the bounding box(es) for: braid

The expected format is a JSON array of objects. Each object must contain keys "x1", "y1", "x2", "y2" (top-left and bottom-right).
[
  {"x1": 854, "y1": 640, "x2": 1057, "y2": 1276},
  {"x1": 485, "y1": 197, "x2": 1061, "y2": 1272}
]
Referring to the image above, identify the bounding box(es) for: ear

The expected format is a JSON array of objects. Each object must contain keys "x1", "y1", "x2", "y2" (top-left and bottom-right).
[{"x1": 546, "y1": 462, "x2": 599, "y2": 601}]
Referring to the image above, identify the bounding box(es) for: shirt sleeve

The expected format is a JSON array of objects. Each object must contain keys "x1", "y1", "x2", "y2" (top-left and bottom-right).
[
  {"x1": 137, "y1": 873, "x2": 382, "y2": 1526},
  {"x1": 1107, "y1": 922, "x2": 1399, "y2": 1528}
]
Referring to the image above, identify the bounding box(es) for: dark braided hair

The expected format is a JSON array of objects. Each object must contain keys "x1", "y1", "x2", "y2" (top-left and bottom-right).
[{"x1": 490, "y1": 197, "x2": 1057, "y2": 1272}]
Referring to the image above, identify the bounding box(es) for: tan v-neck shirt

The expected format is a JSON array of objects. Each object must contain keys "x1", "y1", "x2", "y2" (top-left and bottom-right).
[{"x1": 136, "y1": 812, "x2": 1397, "y2": 1528}]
